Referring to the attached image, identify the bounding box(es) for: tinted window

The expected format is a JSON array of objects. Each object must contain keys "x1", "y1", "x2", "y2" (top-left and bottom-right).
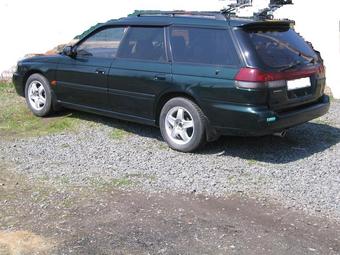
[
  {"x1": 77, "y1": 27, "x2": 126, "y2": 58},
  {"x1": 170, "y1": 27, "x2": 238, "y2": 66},
  {"x1": 244, "y1": 28, "x2": 319, "y2": 68},
  {"x1": 118, "y1": 27, "x2": 166, "y2": 62}
]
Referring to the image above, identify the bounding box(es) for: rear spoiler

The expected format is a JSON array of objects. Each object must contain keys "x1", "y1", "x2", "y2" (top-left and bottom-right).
[{"x1": 239, "y1": 20, "x2": 294, "y2": 30}]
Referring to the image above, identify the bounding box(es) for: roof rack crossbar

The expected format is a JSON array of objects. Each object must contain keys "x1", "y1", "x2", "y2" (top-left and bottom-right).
[{"x1": 135, "y1": 11, "x2": 226, "y2": 20}]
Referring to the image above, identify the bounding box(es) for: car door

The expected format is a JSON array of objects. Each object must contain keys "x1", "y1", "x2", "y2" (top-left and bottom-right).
[
  {"x1": 55, "y1": 27, "x2": 127, "y2": 110},
  {"x1": 107, "y1": 26, "x2": 172, "y2": 124}
]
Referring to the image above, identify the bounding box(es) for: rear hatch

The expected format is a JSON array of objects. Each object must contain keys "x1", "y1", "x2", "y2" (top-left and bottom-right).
[{"x1": 234, "y1": 21, "x2": 326, "y2": 111}]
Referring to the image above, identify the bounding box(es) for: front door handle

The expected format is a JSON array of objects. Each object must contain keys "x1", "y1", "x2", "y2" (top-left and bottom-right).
[
  {"x1": 153, "y1": 74, "x2": 166, "y2": 81},
  {"x1": 96, "y1": 69, "x2": 105, "y2": 75}
]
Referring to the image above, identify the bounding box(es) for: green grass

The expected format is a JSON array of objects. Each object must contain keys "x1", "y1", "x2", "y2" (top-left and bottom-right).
[
  {"x1": 247, "y1": 159, "x2": 258, "y2": 166},
  {"x1": 86, "y1": 176, "x2": 134, "y2": 191},
  {"x1": 0, "y1": 82, "x2": 14, "y2": 94},
  {"x1": 110, "y1": 128, "x2": 129, "y2": 140},
  {"x1": 110, "y1": 178, "x2": 133, "y2": 187},
  {"x1": 0, "y1": 82, "x2": 80, "y2": 138},
  {"x1": 312, "y1": 118, "x2": 331, "y2": 125}
]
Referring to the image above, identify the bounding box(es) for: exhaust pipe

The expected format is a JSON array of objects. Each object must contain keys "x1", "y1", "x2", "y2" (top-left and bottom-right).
[{"x1": 273, "y1": 130, "x2": 287, "y2": 138}]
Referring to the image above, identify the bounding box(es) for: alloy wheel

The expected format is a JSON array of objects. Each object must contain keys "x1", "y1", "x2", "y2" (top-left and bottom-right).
[
  {"x1": 28, "y1": 81, "x2": 46, "y2": 111},
  {"x1": 165, "y1": 106, "x2": 195, "y2": 145}
]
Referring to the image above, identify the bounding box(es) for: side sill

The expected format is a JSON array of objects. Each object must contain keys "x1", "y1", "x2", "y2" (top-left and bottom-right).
[{"x1": 59, "y1": 101, "x2": 156, "y2": 127}]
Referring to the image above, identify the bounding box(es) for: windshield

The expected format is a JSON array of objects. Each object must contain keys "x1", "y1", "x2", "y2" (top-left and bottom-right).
[{"x1": 244, "y1": 28, "x2": 319, "y2": 69}]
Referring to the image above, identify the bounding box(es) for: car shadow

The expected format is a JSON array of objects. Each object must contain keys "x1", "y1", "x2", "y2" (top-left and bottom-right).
[
  {"x1": 201, "y1": 122, "x2": 340, "y2": 164},
  {"x1": 50, "y1": 109, "x2": 340, "y2": 164},
  {"x1": 48, "y1": 109, "x2": 163, "y2": 140}
]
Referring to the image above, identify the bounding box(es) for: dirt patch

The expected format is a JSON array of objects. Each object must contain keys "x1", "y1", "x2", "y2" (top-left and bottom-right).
[
  {"x1": 0, "y1": 165, "x2": 339, "y2": 254},
  {"x1": 0, "y1": 231, "x2": 53, "y2": 255}
]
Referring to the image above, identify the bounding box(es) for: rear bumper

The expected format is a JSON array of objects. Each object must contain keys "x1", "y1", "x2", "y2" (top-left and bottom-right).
[
  {"x1": 12, "y1": 72, "x2": 25, "y2": 97},
  {"x1": 209, "y1": 95, "x2": 330, "y2": 136}
]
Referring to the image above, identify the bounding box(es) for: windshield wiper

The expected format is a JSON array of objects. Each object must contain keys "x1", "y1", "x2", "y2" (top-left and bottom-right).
[
  {"x1": 278, "y1": 57, "x2": 316, "y2": 72},
  {"x1": 256, "y1": 33, "x2": 317, "y2": 63},
  {"x1": 278, "y1": 60, "x2": 302, "y2": 72}
]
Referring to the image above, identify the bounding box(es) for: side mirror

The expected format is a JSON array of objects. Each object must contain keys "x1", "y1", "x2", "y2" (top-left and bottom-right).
[{"x1": 63, "y1": 46, "x2": 76, "y2": 57}]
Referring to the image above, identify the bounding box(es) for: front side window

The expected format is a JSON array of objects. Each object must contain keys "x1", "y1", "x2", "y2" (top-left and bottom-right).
[
  {"x1": 76, "y1": 27, "x2": 126, "y2": 58},
  {"x1": 170, "y1": 27, "x2": 238, "y2": 66},
  {"x1": 118, "y1": 27, "x2": 166, "y2": 62}
]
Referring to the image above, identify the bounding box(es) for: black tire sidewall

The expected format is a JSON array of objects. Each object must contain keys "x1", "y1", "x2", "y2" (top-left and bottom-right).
[
  {"x1": 25, "y1": 74, "x2": 53, "y2": 117},
  {"x1": 160, "y1": 97, "x2": 206, "y2": 152}
]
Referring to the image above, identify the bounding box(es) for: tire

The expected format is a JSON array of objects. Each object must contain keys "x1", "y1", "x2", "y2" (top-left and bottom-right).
[
  {"x1": 160, "y1": 97, "x2": 206, "y2": 152},
  {"x1": 25, "y1": 74, "x2": 54, "y2": 117}
]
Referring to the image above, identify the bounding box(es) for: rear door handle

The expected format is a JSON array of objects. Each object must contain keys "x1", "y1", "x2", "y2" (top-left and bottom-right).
[
  {"x1": 153, "y1": 74, "x2": 166, "y2": 81},
  {"x1": 96, "y1": 69, "x2": 105, "y2": 75}
]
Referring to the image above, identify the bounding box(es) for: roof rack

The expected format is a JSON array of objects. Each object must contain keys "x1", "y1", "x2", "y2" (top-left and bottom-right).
[{"x1": 134, "y1": 10, "x2": 227, "y2": 20}]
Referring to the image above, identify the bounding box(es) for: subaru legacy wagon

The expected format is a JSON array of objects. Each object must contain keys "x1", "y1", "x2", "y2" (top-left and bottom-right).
[{"x1": 13, "y1": 11, "x2": 330, "y2": 152}]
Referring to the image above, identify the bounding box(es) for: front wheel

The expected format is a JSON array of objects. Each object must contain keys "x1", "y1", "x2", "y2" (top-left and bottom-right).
[
  {"x1": 160, "y1": 97, "x2": 206, "y2": 152},
  {"x1": 25, "y1": 74, "x2": 54, "y2": 117}
]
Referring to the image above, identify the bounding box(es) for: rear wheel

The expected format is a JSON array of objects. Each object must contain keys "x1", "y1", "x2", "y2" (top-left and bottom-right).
[
  {"x1": 25, "y1": 74, "x2": 54, "y2": 117},
  {"x1": 160, "y1": 97, "x2": 206, "y2": 152}
]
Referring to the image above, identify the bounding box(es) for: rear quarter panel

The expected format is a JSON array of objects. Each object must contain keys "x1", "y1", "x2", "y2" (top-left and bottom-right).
[{"x1": 171, "y1": 63, "x2": 269, "y2": 126}]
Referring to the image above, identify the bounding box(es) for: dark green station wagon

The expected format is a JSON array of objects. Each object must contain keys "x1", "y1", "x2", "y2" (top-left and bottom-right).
[{"x1": 13, "y1": 11, "x2": 330, "y2": 152}]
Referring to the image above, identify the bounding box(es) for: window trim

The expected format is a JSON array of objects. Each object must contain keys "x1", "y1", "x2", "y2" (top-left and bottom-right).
[
  {"x1": 168, "y1": 25, "x2": 241, "y2": 68},
  {"x1": 116, "y1": 26, "x2": 169, "y2": 64},
  {"x1": 74, "y1": 25, "x2": 128, "y2": 59}
]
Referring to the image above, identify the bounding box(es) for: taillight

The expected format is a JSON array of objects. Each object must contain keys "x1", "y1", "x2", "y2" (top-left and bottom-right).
[
  {"x1": 235, "y1": 68, "x2": 274, "y2": 82},
  {"x1": 234, "y1": 67, "x2": 320, "y2": 89}
]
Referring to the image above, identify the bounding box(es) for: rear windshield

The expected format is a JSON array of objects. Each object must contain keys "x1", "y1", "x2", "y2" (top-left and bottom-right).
[{"x1": 243, "y1": 28, "x2": 319, "y2": 69}]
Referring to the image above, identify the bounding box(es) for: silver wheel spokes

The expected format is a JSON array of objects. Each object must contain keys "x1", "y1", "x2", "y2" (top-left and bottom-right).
[
  {"x1": 28, "y1": 81, "x2": 46, "y2": 111},
  {"x1": 165, "y1": 107, "x2": 194, "y2": 145}
]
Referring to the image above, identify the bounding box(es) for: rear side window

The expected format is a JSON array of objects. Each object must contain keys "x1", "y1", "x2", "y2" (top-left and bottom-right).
[
  {"x1": 170, "y1": 27, "x2": 239, "y2": 66},
  {"x1": 118, "y1": 27, "x2": 166, "y2": 62},
  {"x1": 77, "y1": 27, "x2": 126, "y2": 58},
  {"x1": 244, "y1": 28, "x2": 319, "y2": 69}
]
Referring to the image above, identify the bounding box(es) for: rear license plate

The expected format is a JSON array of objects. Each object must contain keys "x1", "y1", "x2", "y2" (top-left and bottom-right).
[{"x1": 287, "y1": 77, "x2": 311, "y2": 91}]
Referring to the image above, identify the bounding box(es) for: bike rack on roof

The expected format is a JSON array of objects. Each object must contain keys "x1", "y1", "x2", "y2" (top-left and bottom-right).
[
  {"x1": 133, "y1": 0, "x2": 294, "y2": 22},
  {"x1": 254, "y1": 0, "x2": 293, "y2": 20},
  {"x1": 221, "y1": 0, "x2": 293, "y2": 20}
]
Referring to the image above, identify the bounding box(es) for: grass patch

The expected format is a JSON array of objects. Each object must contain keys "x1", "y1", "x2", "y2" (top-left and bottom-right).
[
  {"x1": 110, "y1": 128, "x2": 129, "y2": 140},
  {"x1": 312, "y1": 118, "x2": 332, "y2": 126},
  {"x1": 0, "y1": 82, "x2": 14, "y2": 95},
  {"x1": 110, "y1": 178, "x2": 133, "y2": 187},
  {"x1": 87, "y1": 176, "x2": 133, "y2": 191},
  {"x1": 158, "y1": 142, "x2": 169, "y2": 150},
  {"x1": 247, "y1": 159, "x2": 258, "y2": 166},
  {"x1": 0, "y1": 82, "x2": 80, "y2": 138}
]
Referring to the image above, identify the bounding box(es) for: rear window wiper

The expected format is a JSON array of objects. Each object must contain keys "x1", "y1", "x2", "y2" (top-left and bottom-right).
[
  {"x1": 278, "y1": 57, "x2": 315, "y2": 72},
  {"x1": 255, "y1": 33, "x2": 317, "y2": 63},
  {"x1": 278, "y1": 60, "x2": 303, "y2": 72}
]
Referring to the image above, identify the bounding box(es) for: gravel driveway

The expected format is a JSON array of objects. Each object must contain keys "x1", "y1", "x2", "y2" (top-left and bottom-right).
[{"x1": 1, "y1": 100, "x2": 339, "y2": 222}]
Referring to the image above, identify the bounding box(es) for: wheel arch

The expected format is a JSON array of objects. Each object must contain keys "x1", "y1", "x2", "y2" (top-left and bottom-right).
[
  {"x1": 155, "y1": 91, "x2": 202, "y2": 126},
  {"x1": 22, "y1": 70, "x2": 45, "y2": 95},
  {"x1": 22, "y1": 70, "x2": 60, "y2": 111},
  {"x1": 155, "y1": 91, "x2": 220, "y2": 142}
]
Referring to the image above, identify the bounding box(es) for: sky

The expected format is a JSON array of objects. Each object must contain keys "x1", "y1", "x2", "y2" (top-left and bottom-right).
[
  {"x1": 0, "y1": 0, "x2": 225, "y2": 72},
  {"x1": 0, "y1": 0, "x2": 339, "y2": 97}
]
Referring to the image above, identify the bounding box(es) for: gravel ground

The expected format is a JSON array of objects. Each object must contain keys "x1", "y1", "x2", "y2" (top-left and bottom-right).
[{"x1": 1, "y1": 100, "x2": 339, "y2": 221}]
